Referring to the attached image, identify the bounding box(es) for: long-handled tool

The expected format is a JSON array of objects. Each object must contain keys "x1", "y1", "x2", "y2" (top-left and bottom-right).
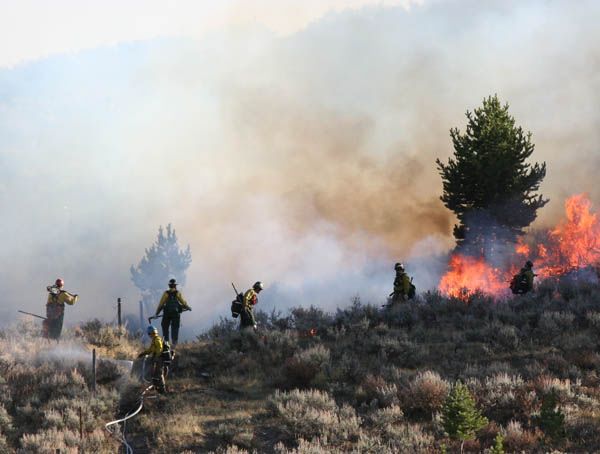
[
  {"x1": 148, "y1": 307, "x2": 190, "y2": 325},
  {"x1": 148, "y1": 314, "x2": 163, "y2": 324},
  {"x1": 17, "y1": 310, "x2": 47, "y2": 320}
]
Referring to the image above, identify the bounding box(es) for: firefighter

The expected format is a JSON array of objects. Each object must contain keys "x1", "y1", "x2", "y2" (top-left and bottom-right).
[
  {"x1": 44, "y1": 278, "x2": 78, "y2": 341},
  {"x1": 390, "y1": 263, "x2": 414, "y2": 303},
  {"x1": 511, "y1": 260, "x2": 535, "y2": 294},
  {"x1": 138, "y1": 325, "x2": 166, "y2": 393},
  {"x1": 155, "y1": 278, "x2": 191, "y2": 347},
  {"x1": 240, "y1": 281, "x2": 264, "y2": 331}
]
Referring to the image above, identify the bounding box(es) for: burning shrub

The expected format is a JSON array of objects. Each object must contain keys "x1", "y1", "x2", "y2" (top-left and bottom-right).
[
  {"x1": 289, "y1": 306, "x2": 333, "y2": 332},
  {"x1": 407, "y1": 370, "x2": 449, "y2": 419},
  {"x1": 268, "y1": 389, "x2": 361, "y2": 444}
]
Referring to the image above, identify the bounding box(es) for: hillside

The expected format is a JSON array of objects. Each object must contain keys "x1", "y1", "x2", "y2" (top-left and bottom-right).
[
  {"x1": 3, "y1": 277, "x2": 600, "y2": 453},
  {"x1": 123, "y1": 277, "x2": 600, "y2": 453}
]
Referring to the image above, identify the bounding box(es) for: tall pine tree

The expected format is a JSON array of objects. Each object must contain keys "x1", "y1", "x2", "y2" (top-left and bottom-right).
[
  {"x1": 130, "y1": 224, "x2": 192, "y2": 314},
  {"x1": 436, "y1": 95, "x2": 547, "y2": 255}
]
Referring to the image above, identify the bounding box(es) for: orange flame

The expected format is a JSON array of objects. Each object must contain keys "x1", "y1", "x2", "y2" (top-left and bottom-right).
[
  {"x1": 438, "y1": 254, "x2": 507, "y2": 300},
  {"x1": 438, "y1": 194, "x2": 600, "y2": 300},
  {"x1": 515, "y1": 239, "x2": 530, "y2": 256},
  {"x1": 528, "y1": 194, "x2": 600, "y2": 278}
]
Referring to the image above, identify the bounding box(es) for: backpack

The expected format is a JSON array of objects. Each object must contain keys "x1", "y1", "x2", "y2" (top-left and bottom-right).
[
  {"x1": 231, "y1": 293, "x2": 244, "y2": 318},
  {"x1": 164, "y1": 291, "x2": 181, "y2": 317},
  {"x1": 510, "y1": 272, "x2": 529, "y2": 295},
  {"x1": 160, "y1": 340, "x2": 173, "y2": 364}
]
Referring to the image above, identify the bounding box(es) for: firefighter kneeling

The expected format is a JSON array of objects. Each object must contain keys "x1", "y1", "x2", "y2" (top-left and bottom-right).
[{"x1": 138, "y1": 325, "x2": 169, "y2": 394}]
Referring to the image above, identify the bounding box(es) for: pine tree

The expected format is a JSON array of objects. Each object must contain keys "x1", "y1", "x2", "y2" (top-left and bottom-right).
[
  {"x1": 538, "y1": 391, "x2": 565, "y2": 440},
  {"x1": 436, "y1": 95, "x2": 548, "y2": 255},
  {"x1": 490, "y1": 432, "x2": 505, "y2": 454},
  {"x1": 130, "y1": 224, "x2": 192, "y2": 314},
  {"x1": 442, "y1": 382, "x2": 488, "y2": 454}
]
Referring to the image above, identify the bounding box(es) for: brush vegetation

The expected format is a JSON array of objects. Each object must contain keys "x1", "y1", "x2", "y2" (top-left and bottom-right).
[
  {"x1": 4, "y1": 277, "x2": 600, "y2": 452},
  {"x1": 122, "y1": 277, "x2": 600, "y2": 452},
  {"x1": 0, "y1": 318, "x2": 143, "y2": 453}
]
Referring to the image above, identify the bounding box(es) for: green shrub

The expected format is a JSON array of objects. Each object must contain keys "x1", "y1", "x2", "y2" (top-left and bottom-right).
[
  {"x1": 442, "y1": 382, "x2": 488, "y2": 453},
  {"x1": 537, "y1": 392, "x2": 565, "y2": 440},
  {"x1": 489, "y1": 432, "x2": 504, "y2": 454}
]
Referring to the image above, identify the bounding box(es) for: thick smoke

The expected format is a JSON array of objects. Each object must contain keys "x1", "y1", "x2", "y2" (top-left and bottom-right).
[{"x1": 1, "y1": 0, "x2": 599, "y2": 336}]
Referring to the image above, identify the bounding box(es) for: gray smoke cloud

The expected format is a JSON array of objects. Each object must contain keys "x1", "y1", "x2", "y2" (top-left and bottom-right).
[{"x1": 1, "y1": 0, "x2": 599, "y2": 337}]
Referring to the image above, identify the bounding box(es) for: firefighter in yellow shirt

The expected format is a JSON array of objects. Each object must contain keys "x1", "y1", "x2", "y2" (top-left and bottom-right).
[
  {"x1": 44, "y1": 278, "x2": 78, "y2": 340},
  {"x1": 155, "y1": 279, "x2": 191, "y2": 346},
  {"x1": 138, "y1": 325, "x2": 166, "y2": 393},
  {"x1": 390, "y1": 263, "x2": 415, "y2": 303},
  {"x1": 240, "y1": 281, "x2": 264, "y2": 330}
]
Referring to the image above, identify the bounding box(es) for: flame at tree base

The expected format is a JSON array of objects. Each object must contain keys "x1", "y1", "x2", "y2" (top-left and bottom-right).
[
  {"x1": 438, "y1": 254, "x2": 508, "y2": 300},
  {"x1": 438, "y1": 194, "x2": 600, "y2": 301}
]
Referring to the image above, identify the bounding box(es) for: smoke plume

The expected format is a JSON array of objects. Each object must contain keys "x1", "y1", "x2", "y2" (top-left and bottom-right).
[{"x1": 1, "y1": 0, "x2": 599, "y2": 336}]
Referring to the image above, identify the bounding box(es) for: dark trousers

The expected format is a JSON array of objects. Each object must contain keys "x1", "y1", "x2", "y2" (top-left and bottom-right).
[
  {"x1": 161, "y1": 315, "x2": 180, "y2": 346},
  {"x1": 240, "y1": 307, "x2": 256, "y2": 330},
  {"x1": 151, "y1": 359, "x2": 166, "y2": 393},
  {"x1": 45, "y1": 304, "x2": 65, "y2": 340}
]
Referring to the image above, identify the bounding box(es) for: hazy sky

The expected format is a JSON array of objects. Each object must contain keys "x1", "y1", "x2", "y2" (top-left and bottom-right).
[
  {"x1": 0, "y1": 0, "x2": 598, "y2": 336},
  {"x1": 0, "y1": 0, "x2": 422, "y2": 67}
]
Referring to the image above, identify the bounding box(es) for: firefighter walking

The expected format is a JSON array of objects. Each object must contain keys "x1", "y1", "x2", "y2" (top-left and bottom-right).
[
  {"x1": 240, "y1": 281, "x2": 264, "y2": 331},
  {"x1": 155, "y1": 279, "x2": 191, "y2": 347}
]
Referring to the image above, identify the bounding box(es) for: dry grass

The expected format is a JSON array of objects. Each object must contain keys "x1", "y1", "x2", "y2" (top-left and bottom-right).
[{"x1": 7, "y1": 280, "x2": 600, "y2": 453}]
